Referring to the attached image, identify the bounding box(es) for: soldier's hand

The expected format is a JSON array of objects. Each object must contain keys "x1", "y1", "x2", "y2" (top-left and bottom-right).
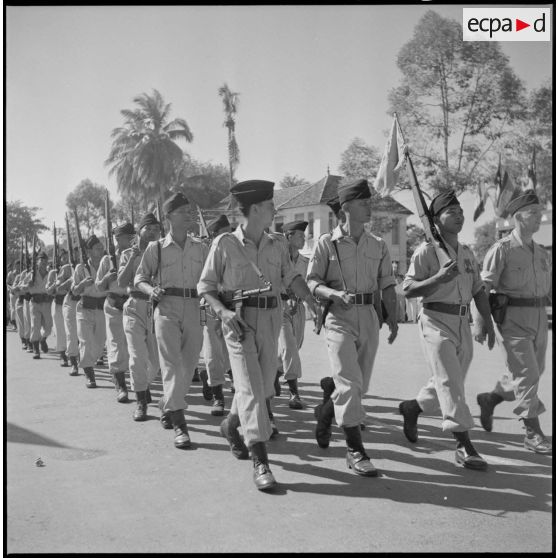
[
  {"x1": 220, "y1": 309, "x2": 249, "y2": 342},
  {"x1": 330, "y1": 291, "x2": 353, "y2": 310},
  {"x1": 105, "y1": 271, "x2": 117, "y2": 283},
  {"x1": 150, "y1": 286, "x2": 165, "y2": 302},
  {"x1": 486, "y1": 327, "x2": 495, "y2": 350},
  {"x1": 435, "y1": 260, "x2": 459, "y2": 284},
  {"x1": 82, "y1": 277, "x2": 94, "y2": 287}
]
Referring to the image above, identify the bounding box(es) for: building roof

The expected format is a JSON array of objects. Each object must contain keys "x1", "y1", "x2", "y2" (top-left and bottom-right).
[{"x1": 214, "y1": 174, "x2": 413, "y2": 215}]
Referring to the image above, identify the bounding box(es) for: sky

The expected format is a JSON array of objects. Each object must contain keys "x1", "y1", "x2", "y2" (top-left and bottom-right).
[{"x1": 5, "y1": 4, "x2": 553, "y2": 246}]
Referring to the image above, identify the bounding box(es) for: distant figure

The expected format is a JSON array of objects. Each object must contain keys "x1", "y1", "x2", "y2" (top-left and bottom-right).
[{"x1": 392, "y1": 261, "x2": 407, "y2": 322}]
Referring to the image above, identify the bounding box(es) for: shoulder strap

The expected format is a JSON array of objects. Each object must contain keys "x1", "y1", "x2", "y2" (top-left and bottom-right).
[
  {"x1": 324, "y1": 236, "x2": 347, "y2": 292},
  {"x1": 230, "y1": 234, "x2": 271, "y2": 287}
]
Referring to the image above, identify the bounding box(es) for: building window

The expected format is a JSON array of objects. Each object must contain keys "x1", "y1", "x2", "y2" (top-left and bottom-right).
[
  {"x1": 274, "y1": 216, "x2": 284, "y2": 233},
  {"x1": 328, "y1": 211, "x2": 334, "y2": 232},
  {"x1": 307, "y1": 212, "x2": 314, "y2": 239},
  {"x1": 294, "y1": 213, "x2": 304, "y2": 222},
  {"x1": 391, "y1": 218, "x2": 400, "y2": 245}
]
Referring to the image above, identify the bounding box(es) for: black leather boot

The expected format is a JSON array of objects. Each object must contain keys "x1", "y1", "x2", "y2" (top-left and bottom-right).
[
  {"x1": 145, "y1": 387, "x2": 152, "y2": 404},
  {"x1": 21, "y1": 337, "x2": 27, "y2": 350},
  {"x1": 32, "y1": 341, "x2": 41, "y2": 359},
  {"x1": 133, "y1": 391, "x2": 148, "y2": 422},
  {"x1": 274, "y1": 370, "x2": 282, "y2": 397},
  {"x1": 453, "y1": 431, "x2": 487, "y2": 470},
  {"x1": 398, "y1": 399, "x2": 422, "y2": 443},
  {"x1": 84, "y1": 367, "x2": 96, "y2": 388},
  {"x1": 320, "y1": 377, "x2": 336, "y2": 402},
  {"x1": 314, "y1": 398, "x2": 335, "y2": 448},
  {"x1": 226, "y1": 369, "x2": 235, "y2": 394},
  {"x1": 344, "y1": 425, "x2": 378, "y2": 477},
  {"x1": 220, "y1": 414, "x2": 249, "y2": 459},
  {"x1": 476, "y1": 392, "x2": 504, "y2": 432},
  {"x1": 169, "y1": 409, "x2": 191, "y2": 449},
  {"x1": 40, "y1": 337, "x2": 48, "y2": 353},
  {"x1": 200, "y1": 369, "x2": 212, "y2": 400},
  {"x1": 211, "y1": 384, "x2": 225, "y2": 416},
  {"x1": 158, "y1": 398, "x2": 173, "y2": 430},
  {"x1": 113, "y1": 371, "x2": 129, "y2": 403},
  {"x1": 60, "y1": 351, "x2": 69, "y2": 367},
  {"x1": 266, "y1": 398, "x2": 279, "y2": 438},
  {"x1": 26, "y1": 339, "x2": 34, "y2": 353},
  {"x1": 250, "y1": 442, "x2": 277, "y2": 491},
  {"x1": 523, "y1": 417, "x2": 552, "y2": 454},
  {"x1": 69, "y1": 356, "x2": 79, "y2": 376},
  {"x1": 287, "y1": 379, "x2": 303, "y2": 409}
]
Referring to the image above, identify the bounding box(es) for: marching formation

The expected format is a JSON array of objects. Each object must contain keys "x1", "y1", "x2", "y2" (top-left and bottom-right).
[{"x1": 5, "y1": 180, "x2": 552, "y2": 491}]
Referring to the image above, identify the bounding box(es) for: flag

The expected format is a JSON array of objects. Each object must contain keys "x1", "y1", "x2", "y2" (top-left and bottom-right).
[
  {"x1": 494, "y1": 155, "x2": 517, "y2": 218},
  {"x1": 197, "y1": 205, "x2": 209, "y2": 238},
  {"x1": 527, "y1": 146, "x2": 537, "y2": 190},
  {"x1": 473, "y1": 181, "x2": 489, "y2": 221},
  {"x1": 373, "y1": 115, "x2": 407, "y2": 197}
]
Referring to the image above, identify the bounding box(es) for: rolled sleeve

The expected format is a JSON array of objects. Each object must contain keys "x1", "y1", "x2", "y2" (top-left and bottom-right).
[
  {"x1": 403, "y1": 243, "x2": 433, "y2": 291},
  {"x1": 197, "y1": 241, "x2": 223, "y2": 295},
  {"x1": 134, "y1": 242, "x2": 157, "y2": 288},
  {"x1": 306, "y1": 236, "x2": 329, "y2": 294},
  {"x1": 95, "y1": 255, "x2": 111, "y2": 288},
  {"x1": 378, "y1": 242, "x2": 396, "y2": 291},
  {"x1": 481, "y1": 243, "x2": 504, "y2": 288}
]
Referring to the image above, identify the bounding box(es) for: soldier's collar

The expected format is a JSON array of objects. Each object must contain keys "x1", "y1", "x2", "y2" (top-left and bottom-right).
[{"x1": 331, "y1": 225, "x2": 346, "y2": 241}]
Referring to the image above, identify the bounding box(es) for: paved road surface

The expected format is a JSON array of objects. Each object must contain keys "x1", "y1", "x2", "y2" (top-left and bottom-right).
[{"x1": 6, "y1": 321, "x2": 553, "y2": 553}]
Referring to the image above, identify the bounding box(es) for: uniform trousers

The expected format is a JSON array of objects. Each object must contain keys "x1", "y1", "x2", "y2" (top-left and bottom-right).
[
  {"x1": 202, "y1": 313, "x2": 230, "y2": 387},
  {"x1": 325, "y1": 305, "x2": 379, "y2": 428},
  {"x1": 76, "y1": 302, "x2": 106, "y2": 368},
  {"x1": 154, "y1": 296, "x2": 203, "y2": 413},
  {"x1": 416, "y1": 309, "x2": 475, "y2": 432},
  {"x1": 62, "y1": 296, "x2": 79, "y2": 358},
  {"x1": 52, "y1": 301, "x2": 67, "y2": 352},
  {"x1": 15, "y1": 299, "x2": 25, "y2": 338},
  {"x1": 222, "y1": 306, "x2": 282, "y2": 445},
  {"x1": 123, "y1": 297, "x2": 159, "y2": 392},
  {"x1": 104, "y1": 299, "x2": 129, "y2": 375},
  {"x1": 277, "y1": 301, "x2": 305, "y2": 380},
  {"x1": 23, "y1": 299, "x2": 31, "y2": 339},
  {"x1": 492, "y1": 306, "x2": 548, "y2": 419},
  {"x1": 30, "y1": 300, "x2": 53, "y2": 342},
  {"x1": 10, "y1": 293, "x2": 17, "y2": 322}
]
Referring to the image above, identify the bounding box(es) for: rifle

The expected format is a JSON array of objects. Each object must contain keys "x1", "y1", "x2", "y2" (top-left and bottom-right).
[
  {"x1": 313, "y1": 296, "x2": 331, "y2": 335},
  {"x1": 105, "y1": 189, "x2": 117, "y2": 271},
  {"x1": 31, "y1": 234, "x2": 37, "y2": 284},
  {"x1": 156, "y1": 199, "x2": 165, "y2": 236},
  {"x1": 73, "y1": 207, "x2": 90, "y2": 274},
  {"x1": 65, "y1": 213, "x2": 76, "y2": 267},
  {"x1": 20, "y1": 237, "x2": 24, "y2": 275},
  {"x1": 24, "y1": 236, "x2": 30, "y2": 272},
  {"x1": 199, "y1": 285, "x2": 272, "y2": 341},
  {"x1": 53, "y1": 222, "x2": 59, "y2": 272}
]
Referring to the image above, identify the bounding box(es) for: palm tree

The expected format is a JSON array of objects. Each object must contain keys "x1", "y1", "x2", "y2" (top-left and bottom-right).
[
  {"x1": 218, "y1": 83, "x2": 240, "y2": 189},
  {"x1": 105, "y1": 89, "x2": 193, "y2": 205}
]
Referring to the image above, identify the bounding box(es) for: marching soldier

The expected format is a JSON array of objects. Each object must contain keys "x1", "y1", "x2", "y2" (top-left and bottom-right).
[
  {"x1": 6, "y1": 263, "x2": 19, "y2": 330},
  {"x1": 118, "y1": 213, "x2": 161, "y2": 422},
  {"x1": 307, "y1": 179, "x2": 398, "y2": 477},
  {"x1": 96, "y1": 223, "x2": 135, "y2": 403},
  {"x1": 135, "y1": 192, "x2": 208, "y2": 449},
  {"x1": 23, "y1": 252, "x2": 53, "y2": 359},
  {"x1": 59, "y1": 250, "x2": 80, "y2": 376},
  {"x1": 399, "y1": 191, "x2": 495, "y2": 471},
  {"x1": 12, "y1": 266, "x2": 29, "y2": 350},
  {"x1": 276, "y1": 220, "x2": 310, "y2": 409},
  {"x1": 72, "y1": 235, "x2": 107, "y2": 388},
  {"x1": 46, "y1": 248, "x2": 70, "y2": 367},
  {"x1": 198, "y1": 179, "x2": 316, "y2": 491},
  {"x1": 476, "y1": 190, "x2": 552, "y2": 454},
  {"x1": 200, "y1": 214, "x2": 233, "y2": 416},
  {"x1": 20, "y1": 267, "x2": 34, "y2": 354}
]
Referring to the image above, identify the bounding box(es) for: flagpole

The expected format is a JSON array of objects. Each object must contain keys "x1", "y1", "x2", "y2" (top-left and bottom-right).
[{"x1": 393, "y1": 113, "x2": 452, "y2": 266}]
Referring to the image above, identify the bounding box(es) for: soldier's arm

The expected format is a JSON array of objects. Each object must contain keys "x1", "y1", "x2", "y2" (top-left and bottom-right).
[
  {"x1": 72, "y1": 265, "x2": 92, "y2": 295},
  {"x1": 377, "y1": 242, "x2": 398, "y2": 342},
  {"x1": 56, "y1": 266, "x2": 73, "y2": 291},
  {"x1": 134, "y1": 243, "x2": 159, "y2": 298},
  {"x1": 117, "y1": 249, "x2": 138, "y2": 288},
  {"x1": 480, "y1": 242, "x2": 504, "y2": 293},
  {"x1": 95, "y1": 256, "x2": 114, "y2": 290},
  {"x1": 45, "y1": 270, "x2": 57, "y2": 294}
]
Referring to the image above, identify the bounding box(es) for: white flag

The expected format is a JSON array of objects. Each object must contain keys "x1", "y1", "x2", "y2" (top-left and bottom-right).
[{"x1": 373, "y1": 116, "x2": 407, "y2": 197}]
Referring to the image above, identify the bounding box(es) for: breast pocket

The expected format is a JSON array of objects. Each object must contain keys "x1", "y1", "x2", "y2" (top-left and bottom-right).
[
  {"x1": 229, "y1": 261, "x2": 251, "y2": 287},
  {"x1": 362, "y1": 254, "x2": 380, "y2": 287}
]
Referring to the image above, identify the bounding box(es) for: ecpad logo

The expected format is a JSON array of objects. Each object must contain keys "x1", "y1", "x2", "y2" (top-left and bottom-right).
[{"x1": 463, "y1": 8, "x2": 550, "y2": 41}]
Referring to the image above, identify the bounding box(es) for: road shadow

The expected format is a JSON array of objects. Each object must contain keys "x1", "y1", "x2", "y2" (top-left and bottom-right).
[{"x1": 7, "y1": 423, "x2": 72, "y2": 448}]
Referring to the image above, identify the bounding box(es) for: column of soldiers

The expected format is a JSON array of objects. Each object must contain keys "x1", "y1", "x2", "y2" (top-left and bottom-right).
[{"x1": 6, "y1": 184, "x2": 552, "y2": 492}]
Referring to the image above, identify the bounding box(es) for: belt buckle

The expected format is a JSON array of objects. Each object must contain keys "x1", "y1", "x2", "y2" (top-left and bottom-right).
[
  {"x1": 258, "y1": 296, "x2": 267, "y2": 309},
  {"x1": 459, "y1": 304, "x2": 468, "y2": 316}
]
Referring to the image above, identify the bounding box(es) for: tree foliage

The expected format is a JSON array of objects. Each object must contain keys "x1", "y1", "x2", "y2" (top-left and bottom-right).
[
  {"x1": 218, "y1": 83, "x2": 240, "y2": 188},
  {"x1": 106, "y1": 89, "x2": 193, "y2": 205},
  {"x1": 406, "y1": 223, "x2": 426, "y2": 265},
  {"x1": 66, "y1": 179, "x2": 110, "y2": 236},
  {"x1": 6, "y1": 200, "x2": 48, "y2": 263},
  {"x1": 279, "y1": 174, "x2": 311, "y2": 189},
  {"x1": 389, "y1": 10, "x2": 525, "y2": 195},
  {"x1": 338, "y1": 138, "x2": 382, "y2": 182},
  {"x1": 472, "y1": 219, "x2": 497, "y2": 263}
]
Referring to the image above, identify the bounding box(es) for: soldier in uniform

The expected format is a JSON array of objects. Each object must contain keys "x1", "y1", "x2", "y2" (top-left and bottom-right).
[
  {"x1": 22, "y1": 252, "x2": 53, "y2": 359},
  {"x1": 6, "y1": 262, "x2": 19, "y2": 330},
  {"x1": 307, "y1": 179, "x2": 398, "y2": 477},
  {"x1": 276, "y1": 220, "x2": 310, "y2": 409},
  {"x1": 198, "y1": 180, "x2": 316, "y2": 491},
  {"x1": 46, "y1": 248, "x2": 70, "y2": 367},
  {"x1": 12, "y1": 264, "x2": 29, "y2": 350},
  {"x1": 59, "y1": 250, "x2": 80, "y2": 376},
  {"x1": 135, "y1": 192, "x2": 208, "y2": 449},
  {"x1": 475, "y1": 190, "x2": 552, "y2": 454},
  {"x1": 72, "y1": 235, "x2": 107, "y2": 388},
  {"x1": 200, "y1": 214, "x2": 233, "y2": 416},
  {"x1": 399, "y1": 191, "x2": 495, "y2": 471},
  {"x1": 96, "y1": 223, "x2": 135, "y2": 403},
  {"x1": 118, "y1": 213, "x2": 161, "y2": 422}
]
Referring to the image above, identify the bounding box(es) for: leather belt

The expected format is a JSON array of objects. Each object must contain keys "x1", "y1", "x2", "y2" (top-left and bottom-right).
[
  {"x1": 348, "y1": 292, "x2": 375, "y2": 306},
  {"x1": 69, "y1": 293, "x2": 81, "y2": 302},
  {"x1": 81, "y1": 295, "x2": 106, "y2": 310},
  {"x1": 107, "y1": 292, "x2": 129, "y2": 310},
  {"x1": 54, "y1": 294, "x2": 66, "y2": 305},
  {"x1": 280, "y1": 293, "x2": 290, "y2": 301},
  {"x1": 30, "y1": 293, "x2": 52, "y2": 304},
  {"x1": 164, "y1": 287, "x2": 198, "y2": 298},
  {"x1": 423, "y1": 302, "x2": 470, "y2": 316},
  {"x1": 18, "y1": 295, "x2": 25, "y2": 303},
  {"x1": 130, "y1": 290, "x2": 150, "y2": 301},
  {"x1": 244, "y1": 295, "x2": 278, "y2": 309},
  {"x1": 507, "y1": 296, "x2": 548, "y2": 307}
]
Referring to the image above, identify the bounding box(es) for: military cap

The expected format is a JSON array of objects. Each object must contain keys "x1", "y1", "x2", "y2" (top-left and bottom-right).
[
  {"x1": 230, "y1": 180, "x2": 274, "y2": 206},
  {"x1": 429, "y1": 190, "x2": 460, "y2": 216},
  {"x1": 85, "y1": 234, "x2": 102, "y2": 249},
  {"x1": 207, "y1": 214, "x2": 230, "y2": 234},
  {"x1": 138, "y1": 212, "x2": 160, "y2": 230},
  {"x1": 326, "y1": 196, "x2": 342, "y2": 216},
  {"x1": 37, "y1": 251, "x2": 48, "y2": 260},
  {"x1": 506, "y1": 189, "x2": 540, "y2": 216},
  {"x1": 113, "y1": 222, "x2": 135, "y2": 236},
  {"x1": 283, "y1": 220, "x2": 308, "y2": 234},
  {"x1": 163, "y1": 192, "x2": 190, "y2": 214},
  {"x1": 338, "y1": 179, "x2": 371, "y2": 205},
  {"x1": 59, "y1": 247, "x2": 68, "y2": 255}
]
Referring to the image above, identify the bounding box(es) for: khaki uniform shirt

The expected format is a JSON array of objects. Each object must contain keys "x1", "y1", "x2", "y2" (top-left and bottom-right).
[
  {"x1": 28, "y1": 269, "x2": 50, "y2": 295},
  {"x1": 97, "y1": 253, "x2": 127, "y2": 295},
  {"x1": 73, "y1": 261, "x2": 106, "y2": 298}
]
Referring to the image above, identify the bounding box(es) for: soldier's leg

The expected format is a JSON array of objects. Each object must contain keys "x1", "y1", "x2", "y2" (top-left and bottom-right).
[
  {"x1": 23, "y1": 300, "x2": 31, "y2": 341},
  {"x1": 76, "y1": 305, "x2": 98, "y2": 387},
  {"x1": 63, "y1": 301, "x2": 79, "y2": 357},
  {"x1": 104, "y1": 301, "x2": 129, "y2": 402},
  {"x1": 52, "y1": 302, "x2": 67, "y2": 353},
  {"x1": 15, "y1": 301, "x2": 25, "y2": 345},
  {"x1": 180, "y1": 300, "x2": 204, "y2": 403},
  {"x1": 29, "y1": 301, "x2": 43, "y2": 358},
  {"x1": 41, "y1": 301, "x2": 53, "y2": 339},
  {"x1": 93, "y1": 308, "x2": 107, "y2": 364}
]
